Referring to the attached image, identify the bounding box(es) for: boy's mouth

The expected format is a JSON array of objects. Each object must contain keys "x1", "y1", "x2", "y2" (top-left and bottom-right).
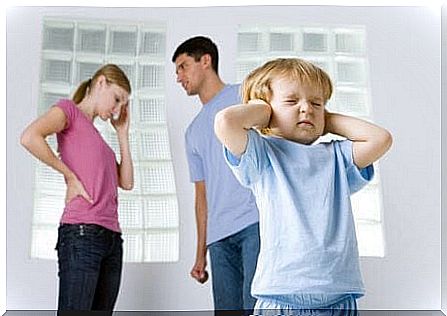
[{"x1": 297, "y1": 120, "x2": 314, "y2": 127}]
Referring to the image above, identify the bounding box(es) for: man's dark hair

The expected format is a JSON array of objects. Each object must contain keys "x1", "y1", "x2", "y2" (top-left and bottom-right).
[{"x1": 172, "y1": 36, "x2": 219, "y2": 74}]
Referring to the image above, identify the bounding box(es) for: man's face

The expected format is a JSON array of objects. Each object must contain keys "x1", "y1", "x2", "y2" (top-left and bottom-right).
[{"x1": 174, "y1": 53, "x2": 206, "y2": 96}]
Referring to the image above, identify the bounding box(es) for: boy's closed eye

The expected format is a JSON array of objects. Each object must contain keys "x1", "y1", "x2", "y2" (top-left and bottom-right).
[{"x1": 283, "y1": 99, "x2": 298, "y2": 105}]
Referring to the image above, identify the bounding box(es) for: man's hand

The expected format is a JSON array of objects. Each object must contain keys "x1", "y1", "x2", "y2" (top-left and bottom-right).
[{"x1": 190, "y1": 257, "x2": 209, "y2": 284}]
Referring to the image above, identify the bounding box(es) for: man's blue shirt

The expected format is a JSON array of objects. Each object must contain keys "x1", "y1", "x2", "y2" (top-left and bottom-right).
[{"x1": 185, "y1": 84, "x2": 259, "y2": 245}]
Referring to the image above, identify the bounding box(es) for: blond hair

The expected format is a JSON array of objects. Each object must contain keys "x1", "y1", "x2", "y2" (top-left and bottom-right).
[
  {"x1": 72, "y1": 64, "x2": 131, "y2": 104},
  {"x1": 241, "y1": 58, "x2": 332, "y2": 135}
]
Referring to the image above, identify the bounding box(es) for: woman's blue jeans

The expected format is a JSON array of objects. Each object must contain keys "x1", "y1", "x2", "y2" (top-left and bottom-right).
[{"x1": 56, "y1": 223, "x2": 123, "y2": 312}]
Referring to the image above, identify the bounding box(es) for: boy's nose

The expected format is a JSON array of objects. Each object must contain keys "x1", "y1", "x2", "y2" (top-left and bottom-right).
[{"x1": 299, "y1": 101, "x2": 312, "y2": 113}]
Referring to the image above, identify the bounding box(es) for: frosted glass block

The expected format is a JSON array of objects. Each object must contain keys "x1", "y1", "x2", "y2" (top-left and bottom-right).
[
  {"x1": 138, "y1": 98, "x2": 166, "y2": 124},
  {"x1": 355, "y1": 221, "x2": 385, "y2": 257},
  {"x1": 140, "y1": 32, "x2": 165, "y2": 55},
  {"x1": 77, "y1": 29, "x2": 106, "y2": 54},
  {"x1": 139, "y1": 65, "x2": 164, "y2": 89},
  {"x1": 41, "y1": 92, "x2": 68, "y2": 112},
  {"x1": 42, "y1": 60, "x2": 72, "y2": 84},
  {"x1": 140, "y1": 128, "x2": 172, "y2": 160},
  {"x1": 43, "y1": 26, "x2": 74, "y2": 51},
  {"x1": 107, "y1": 63, "x2": 135, "y2": 86},
  {"x1": 76, "y1": 62, "x2": 102, "y2": 82},
  {"x1": 336, "y1": 62, "x2": 365, "y2": 83},
  {"x1": 143, "y1": 230, "x2": 179, "y2": 262},
  {"x1": 122, "y1": 232, "x2": 143, "y2": 262},
  {"x1": 236, "y1": 61, "x2": 259, "y2": 82},
  {"x1": 335, "y1": 90, "x2": 369, "y2": 116},
  {"x1": 306, "y1": 59, "x2": 329, "y2": 74},
  {"x1": 269, "y1": 33, "x2": 294, "y2": 52},
  {"x1": 34, "y1": 194, "x2": 64, "y2": 225},
  {"x1": 336, "y1": 33, "x2": 364, "y2": 54},
  {"x1": 303, "y1": 33, "x2": 327, "y2": 52},
  {"x1": 142, "y1": 196, "x2": 179, "y2": 228},
  {"x1": 31, "y1": 226, "x2": 58, "y2": 260},
  {"x1": 103, "y1": 130, "x2": 138, "y2": 162},
  {"x1": 238, "y1": 32, "x2": 261, "y2": 53},
  {"x1": 109, "y1": 30, "x2": 137, "y2": 55},
  {"x1": 36, "y1": 164, "x2": 66, "y2": 189},
  {"x1": 45, "y1": 135, "x2": 58, "y2": 151},
  {"x1": 140, "y1": 163, "x2": 176, "y2": 194},
  {"x1": 351, "y1": 185, "x2": 382, "y2": 222},
  {"x1": 118, "y1": 198, "x2": 143, "y2": 229}
]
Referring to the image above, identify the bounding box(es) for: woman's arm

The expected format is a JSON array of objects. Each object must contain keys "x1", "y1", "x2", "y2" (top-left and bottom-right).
[
  {"x1": 20, "y1": 106, "x2": 93, "y2": 203},
  {"x1": 112, "y1": 104, "x2": 134, "y2": 190}
]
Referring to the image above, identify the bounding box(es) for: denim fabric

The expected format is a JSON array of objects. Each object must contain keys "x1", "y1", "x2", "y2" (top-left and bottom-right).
[
  {"x1": 56, "y1": 223, "x2": 123, "y2": 312},
  {"x1": 208, "y1": 222, "x2": 260, "y2": 312},
  {"x1": 253, "y1": 294, "x2": 358, "y2": 316}
]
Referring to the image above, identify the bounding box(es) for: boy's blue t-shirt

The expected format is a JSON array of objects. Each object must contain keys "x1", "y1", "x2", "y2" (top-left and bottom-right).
[
  {"x1": 185, "y1": 84, "x2": 259, "y2": 245},
  {"x1": 224, "y1": 129, "x2": 374, "y2": 302}
]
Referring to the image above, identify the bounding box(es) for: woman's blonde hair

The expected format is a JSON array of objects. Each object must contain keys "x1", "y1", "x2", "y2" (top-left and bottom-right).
[
  {"x1": 72, "y1": 64, "x2": 131, "y2": 104},
  {"x1": 241, "y1": 58, "x2": 333, "y2": 134}
]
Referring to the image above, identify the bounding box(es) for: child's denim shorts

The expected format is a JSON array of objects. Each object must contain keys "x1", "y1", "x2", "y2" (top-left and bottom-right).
[{"x1": 252, "y1": 293, "x2": 358, "y2": 316}]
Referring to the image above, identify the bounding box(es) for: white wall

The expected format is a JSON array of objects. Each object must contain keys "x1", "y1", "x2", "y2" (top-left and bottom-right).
[
  {"x1": 442, "y1": 3, "x2": 447, "y2": 314},
  {"x1": 7, "y1": 5, "x2": 441, "y2": 311}
]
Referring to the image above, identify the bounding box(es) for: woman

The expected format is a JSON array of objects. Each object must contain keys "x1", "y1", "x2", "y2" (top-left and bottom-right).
[{"x1": 21, "y1": 64, "x2": 133, "y2": 311}]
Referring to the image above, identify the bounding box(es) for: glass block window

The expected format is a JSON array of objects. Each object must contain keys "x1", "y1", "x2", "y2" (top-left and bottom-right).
[
  {"x1": 108, "y1": 26, "x2": 137, "y2": 56},
  {"x1": 32, "y1": 18, "x2": 178, "y2": 263},
  {"x1": 238, "y1": 32, "x2": 263, "y2": 53},
  {"x1": 237, "y1": 25, "x2": 386, "y2": 257},
  {"x1": 140, "y1": 31, "x2": 166, "y2": 55},
  {"x1": 77, "y1": 24, "x2": 106, "y2": 54},
  {"x1": 303, "y1": 32, "x2": 327, "y2": 52},
  {"x1": 269, "y1": 33, "x2": 294, "y2": 52}
]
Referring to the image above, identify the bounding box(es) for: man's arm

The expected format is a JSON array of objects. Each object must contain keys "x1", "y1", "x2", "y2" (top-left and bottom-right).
[
  {"x1": 214, "y1": 100, "x2": 271, "y2": 156},
  {"x1": 190, "y1": 180, "x2": 209, "y2": 284},
  {"x1": 325, "y1": 112, "x2": 393, "y2": 169}
]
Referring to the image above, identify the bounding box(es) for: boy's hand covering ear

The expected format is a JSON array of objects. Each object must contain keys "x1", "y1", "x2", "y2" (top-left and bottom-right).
[
  {"x1": 248, "y1": 98, "x2": 269, "y2": 106},
  {"x1": 322, "y1": 110, "x2": 331, "y2": 135}
]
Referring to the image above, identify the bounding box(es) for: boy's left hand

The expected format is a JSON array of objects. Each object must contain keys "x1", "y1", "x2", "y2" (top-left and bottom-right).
[{"x1": 322, "y1": 110, "x2": 331, "y2": 135}]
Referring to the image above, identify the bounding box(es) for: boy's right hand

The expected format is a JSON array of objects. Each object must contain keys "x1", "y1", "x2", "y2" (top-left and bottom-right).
[
  {"x1": 247, "y1": 98, "x2": 272, "y2": 130},
  {"x1": 65, "y1": 175, "x2": 93, "y2": 205}
]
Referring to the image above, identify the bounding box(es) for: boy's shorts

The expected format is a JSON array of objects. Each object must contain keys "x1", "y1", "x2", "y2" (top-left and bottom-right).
[{"x1": 252, "y1": 294, "x2": 358, "y2": 316}]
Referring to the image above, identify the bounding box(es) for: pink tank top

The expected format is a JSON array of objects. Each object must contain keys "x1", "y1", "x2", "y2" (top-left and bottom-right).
[{"x1": 56, "y1": 99, "x2": 121, "y2": 232}]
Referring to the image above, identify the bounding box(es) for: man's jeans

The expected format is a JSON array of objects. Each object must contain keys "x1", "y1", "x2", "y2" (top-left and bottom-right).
[
  {"x1": 208, "y1": 222, "x2": 260, "y2": 312},
  {"x1": 56, "y1": 223, "x2": 123, "y2": 312}
]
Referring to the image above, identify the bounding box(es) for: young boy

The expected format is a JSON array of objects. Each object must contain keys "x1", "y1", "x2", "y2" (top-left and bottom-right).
[{"x1": 214, "y1": 58, "x2": 392, "y2": 314}]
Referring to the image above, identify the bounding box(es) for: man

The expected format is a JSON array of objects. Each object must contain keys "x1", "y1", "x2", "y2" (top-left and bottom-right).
[{"x1": 172, "y1": 36, "x2": 260, "y2": 312}]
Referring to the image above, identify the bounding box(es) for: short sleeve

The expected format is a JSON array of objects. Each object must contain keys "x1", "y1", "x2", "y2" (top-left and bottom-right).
[
  {"x1": 184, "y1": 131, "x2": 205, "y2": 182},
  {"x1": 223, "y1": 129, "x2": 269, "y2": 187},
  {"x1": 54, "y1": 99, "x2": 77, "y2": 130},
  {"x1": 337, "y1": 140, "x2": 374, "y2": 194}
]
